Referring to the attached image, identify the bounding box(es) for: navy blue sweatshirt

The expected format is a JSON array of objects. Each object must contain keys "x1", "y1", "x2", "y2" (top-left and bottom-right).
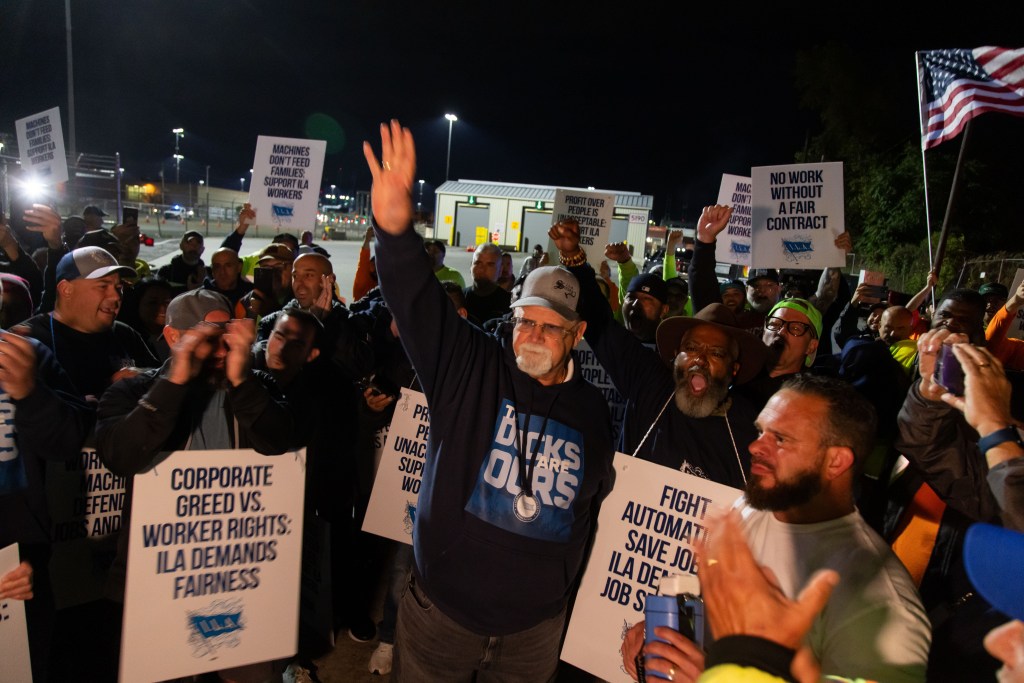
[{"x1": 374, "y1": 223, "x2": 615, "y2": 635}]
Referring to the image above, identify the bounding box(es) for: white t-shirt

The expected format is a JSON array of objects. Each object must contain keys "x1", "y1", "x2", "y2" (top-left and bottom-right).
[{"x1": 739, "y1": 504, "x2": 931, "y2": 683}]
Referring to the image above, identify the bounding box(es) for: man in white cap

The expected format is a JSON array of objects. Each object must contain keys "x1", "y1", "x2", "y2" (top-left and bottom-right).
[
  {"x1": 21, "y1": 246, "x2": 157, "y2": 402},
  {"x1": 364, "y1": 119, "x2": 614, "y2": 681}
]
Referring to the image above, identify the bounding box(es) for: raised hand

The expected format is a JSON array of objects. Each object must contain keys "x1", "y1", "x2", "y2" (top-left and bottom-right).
[
  {"x1": 698, "y1": 510, "x2": 837, "y2": 650},
  {"x1": 696, "y1": 205, "x2": 733, "y2": 244},
  {"x1": 0, "y1": 330, "x2": 37, "y2": 400},
  {"x1": 605, "y1": 242, "x2": 632, "y2": 264},
  {"x1": 224, "y1": 318, "x2": 256, "y2": 387},
  {"x1": 23, "y1": 204, "x2": 62, "y2": 249},
  {"x1": 363, "y1": 119, "x2": 416, "y2": 235},
  {"x1": 548, "y1": 219, "x2": 581, "y2": 257}
]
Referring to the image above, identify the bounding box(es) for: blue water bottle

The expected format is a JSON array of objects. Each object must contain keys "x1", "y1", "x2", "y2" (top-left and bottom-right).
[{"x1": 643, "y1": 594, "x2": 679, "y2": 680}]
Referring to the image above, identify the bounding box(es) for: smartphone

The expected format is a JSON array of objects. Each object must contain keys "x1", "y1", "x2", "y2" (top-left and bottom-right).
[
  {"x1": 5, "y1": 194, "x2": 46, "y2": 251},
  {"x1": 253, "y1": 266, "x2": 276, "y2": 297},
  {"x1": 934, "y1": 344, "x2": 965, "y2": 396},
  {"x1": 123, "y1": 207, "x2": 139, "y2": 226}
]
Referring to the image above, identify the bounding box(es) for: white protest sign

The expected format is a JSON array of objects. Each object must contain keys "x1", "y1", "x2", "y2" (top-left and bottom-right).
[
  {"x1": 714, "y1": 174, "x2": 753, "y2": 266},
  {"x1": 560, "y1": 453, "x2": 743, "y2": 682},
  {"x1": 751, "y1": 162, "x2": 845, "y2": 269},
  {"x1": 15, "y1": 107, "x2": 68, "y2": 184},
  {"x1": 1006, "y1": 269, "x2": 1024, "y2": 341},
  {"x1": 575, "y1": 340, "x2": 626, "y2": 443},
  {"x1": 362, "y1": 389, "x2": 429, "y2": 544},
  {"x1": 0, "y1": 544, "x2": 33, "y2": 683},
  {"x1": 46, "y1": 447, "x2": 125, "y2": 608},
  {"x1": 248, "y1": 136, "x2": 326, "y2": 231},
  {"x1": 553, "y1": 189, "x2": 616, "y2": 264},
  {"x1": 120, "y1": 449, "x2": 306, "y2": 682}
]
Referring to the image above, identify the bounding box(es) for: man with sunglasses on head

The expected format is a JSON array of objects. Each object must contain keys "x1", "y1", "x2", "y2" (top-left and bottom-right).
[{"x1": 363, "y1": 120, "x2": 614, "y2": 682}]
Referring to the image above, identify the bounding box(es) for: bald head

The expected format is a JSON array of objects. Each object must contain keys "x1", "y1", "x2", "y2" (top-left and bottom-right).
[
  {"x1": 879, "y1": 306, "x2": 913, "y2": 345},
  {"x1": 291, "y1": 253, "x2": 335, "y2": 308},
  {"x1": 211, "y1": 248, "x2": 243, "y2": 291}
]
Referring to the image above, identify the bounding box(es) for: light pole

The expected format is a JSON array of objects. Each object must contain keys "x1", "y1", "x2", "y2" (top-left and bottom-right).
[
  {"x1": 418, "y1": 179, "x2": 425, "y2": 212},
  {"x1": 172, "y1": 128, "x2": 184, "y2": 184},
  {"x1": 240, "y1": 177, "x2": 245, "y2": 192},
  {"x1": 330, "y1": 183, "x2": 336, "y2": 199},
  {"x1": 444, "y1": 113, "x2": 458, "y2": 181},
  {"x1": 204, "y1": 165, "x2": 211, "y2": 235}
]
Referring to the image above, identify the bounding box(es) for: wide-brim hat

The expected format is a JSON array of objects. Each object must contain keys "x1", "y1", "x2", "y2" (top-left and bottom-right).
[{"x1": 655, "y1": 303, "x2": 768, "y2": 385}]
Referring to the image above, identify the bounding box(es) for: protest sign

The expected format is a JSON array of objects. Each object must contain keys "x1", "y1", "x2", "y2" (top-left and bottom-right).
[
  {"x1": 120, "y1": 449, "x2": 306, "y2": 682},
  {"x1": 561, "y1": 453, "x2": 743, "y2": 682},
  {"x1": 46, "y1": 446, "x2": 125, "y2": 608},
  {"x1": 15, "y1": 107, "x2": 68, "y2": 184},
  {"x1": 552, "y1": 189, "x2": 616, "y2": 264},
  {"x1": 714, "y1": 174, "x2": 753, "y2": 266},
  {"x1": 575, "y1": 340, "x2": 626, "y2": 443},
  {"x1": 362, "y1": 389, "x2": 429, "y2": 544},
  {"x1": 751, "y1": 162, "x2": 845, "y2": 269},
  {"x1": 1, "y1": 543, "x2": 33, "y2": 683},
  {"x1": 248, "y1": 136, "x2": 326, "y2": 231}
]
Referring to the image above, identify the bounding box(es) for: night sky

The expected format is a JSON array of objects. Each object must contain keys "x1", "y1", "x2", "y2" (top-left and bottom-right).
[{"x1": 3, "y1": 1, "x2": 1021, "y2": 220}]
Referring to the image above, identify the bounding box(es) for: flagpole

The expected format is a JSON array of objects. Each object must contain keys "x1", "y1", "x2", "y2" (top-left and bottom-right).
[
  {"x1": 932, "y1": 120, "x2": 972, "y2": 277},
  {"x1": 915, "y1": 52, "x2": 937, "y2": 283}
]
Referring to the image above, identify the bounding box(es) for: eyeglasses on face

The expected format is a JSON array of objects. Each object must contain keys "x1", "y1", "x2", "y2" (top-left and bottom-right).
[
  {"x1": 765, "y1": 317, "x2": 813, "y2": 337},
  {"x1": 513, "y1": 316, "x2": 575, "y2": 340}
]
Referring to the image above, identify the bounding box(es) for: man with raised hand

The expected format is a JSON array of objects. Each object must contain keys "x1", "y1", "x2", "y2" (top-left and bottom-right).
[{"x1": 364, "y1": 119, "x2": 614, "y2": 682}]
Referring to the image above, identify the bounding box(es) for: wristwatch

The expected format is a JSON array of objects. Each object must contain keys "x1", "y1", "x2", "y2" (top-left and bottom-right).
[{"x1": 977, "y1": 426, "x2": 1024, "y2": 454}]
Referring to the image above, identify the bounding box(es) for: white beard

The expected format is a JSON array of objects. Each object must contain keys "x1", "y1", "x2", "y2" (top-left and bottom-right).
[{"x1": 516, "y1": 343, "x2": 555, "y2": 378}]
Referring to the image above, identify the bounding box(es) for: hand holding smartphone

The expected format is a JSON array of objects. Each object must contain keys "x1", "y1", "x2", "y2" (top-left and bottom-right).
[{"x1": 934, "y1": 344, "x2": 966, "y2": 396}]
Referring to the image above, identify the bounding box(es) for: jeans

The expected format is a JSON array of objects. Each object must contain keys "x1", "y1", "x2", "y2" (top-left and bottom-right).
[
  {"x1": 379, "y1": 542, "x2": 414, "y2": 644},
  {"x1": 394, "y1": 577, "x2": 564, "y2": 682}
]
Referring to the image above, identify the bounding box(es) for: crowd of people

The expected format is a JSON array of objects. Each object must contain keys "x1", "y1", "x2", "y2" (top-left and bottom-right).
[{"x1": 0, "y1": 119, "x2": 1021, "y2": 683}]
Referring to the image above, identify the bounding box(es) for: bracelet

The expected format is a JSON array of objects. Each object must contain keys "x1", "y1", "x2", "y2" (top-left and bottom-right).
[
  {"x1": 978, "y1": 426, "x2": 1024, "y2": 453},
  {"x1": 559, "y1": 249, "x2": 587, "y2": 267}
]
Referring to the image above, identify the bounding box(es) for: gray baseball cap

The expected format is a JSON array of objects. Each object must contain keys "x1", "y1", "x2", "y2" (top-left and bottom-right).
[
  {"x1": 166, "y1": 289, "x2": 232, "y2": 330},
  {"x1": 511, "y1": 266, "x2": 580, "y2": 321},
  {"x1": 55, "y1": 246, "x2": 136, "y2": 282}
]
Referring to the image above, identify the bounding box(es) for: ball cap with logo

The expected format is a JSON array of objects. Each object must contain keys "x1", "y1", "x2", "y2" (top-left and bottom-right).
[
  {"x1": 627, "y1": 273, "x2": 668, "y2": 304},
  {"x1": 165, "y1": 289, "x2": 232, "y2": 330},
  {"x1": 511, "y1": 266, "x2": 580, "y2": 322},
  {"x1": 55, "y1": 246, "x2": 136, "y2": 283}
]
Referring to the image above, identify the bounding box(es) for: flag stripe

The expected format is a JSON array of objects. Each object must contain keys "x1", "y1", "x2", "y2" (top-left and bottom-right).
[{"x1": 918, "y1": 47, "x2": 1024, "y2": 149}]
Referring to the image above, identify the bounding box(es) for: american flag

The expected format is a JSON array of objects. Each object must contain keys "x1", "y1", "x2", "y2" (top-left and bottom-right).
[{"x1": 918, "y1": 47, "x2": 1024, "y2": 149}]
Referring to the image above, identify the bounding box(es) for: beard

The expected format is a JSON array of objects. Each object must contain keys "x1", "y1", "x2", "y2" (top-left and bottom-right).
[
  {"x1": 745, "y1": 466, "x2": 823, "y2": 511},
  {"x1": 516, "y1": 342, "x2": 555, "y2": 378},
  {"x1": 672, "y1": 365, "x2": 730, "y2": 418},
  {"x1": 749, "y1": 296, "x2": 775, "y2": 315}
]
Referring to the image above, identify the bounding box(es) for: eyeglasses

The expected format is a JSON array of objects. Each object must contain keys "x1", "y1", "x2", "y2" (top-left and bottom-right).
[
  {"x1": 513, "y1": 317, "x2": 575, "y2": 340},
  {"x1": 765, "y1": 317, "x2": 813, "y2": 337}
]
